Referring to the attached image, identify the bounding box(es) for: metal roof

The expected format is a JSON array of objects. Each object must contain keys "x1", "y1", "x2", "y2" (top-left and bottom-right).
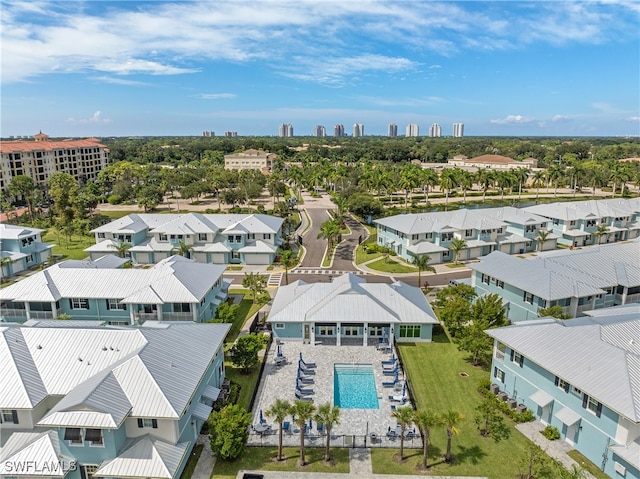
[
  {"x1": 554, "y1": 407, "x2": 581, "y2": 426},
  {"x1": 238, "y1": 240, "x2": 278, "y2": 253},
  {"x1": 95, "y1": 436, "x2": 190, "y2": 479},
  {"x1": 0, "y1": 431, "x2": 74, "y2": 477},
  {"x1": 58, "y1": 255, "x2": 128, "y2": 269},
  {"x1": 529, "y1": 389, "x2": 554, "y2": 407},
  {"x1": 375, "y1": 209, "x2": 507, "y2": 235},
  {"x1": 192, "y1": 402, "x2": 212, "y2": 421},
  {"x1": 268, "y1": 273, "x2": 438, "y2": 326},
  {"x1": 524, "y1": 199, "x2": 637, "y2": 221},
  {"x1": 0, "y1": 255, "x2": 226, "y2": 304},
  {"x1": 486, "y1": 314, "x2": 640, "y2": 421},
  {"x1": 609, "y1": 436, "x2": 640, "y2": 470},
  {"x1": 0, "y1": 223, "x2": 45, "y2": 239}
]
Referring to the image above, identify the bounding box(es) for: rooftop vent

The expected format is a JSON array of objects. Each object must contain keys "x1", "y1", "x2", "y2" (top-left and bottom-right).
[{"x1": 37, "y1": 345, "x2": 42, "y2": 349}]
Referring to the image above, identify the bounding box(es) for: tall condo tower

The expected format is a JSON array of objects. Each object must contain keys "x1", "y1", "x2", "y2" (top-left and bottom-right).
[
  {"x1": 428, "y1": 123, "x2": 441, "y2": 138},
  {"x1": 279, "y1": 123, "x2": 294, "y2": 137},
  {"x1": 224, "y1": 131, "x2": 237, "y2": 137},
  {"x1": 352, "y1": 123, "x2": 364, "y2": 137},
  {"x1": 314, "y1": 125, "x2": 326, "y2": 137},
  {"x1": 452, "y1": 123, "x2": 464, "y2": 137},
  {"x1": 405, "y1": 123, "x2": 419, "y2": 137},
  {"x1": 334, "y1": 124, "x2": 345, "y2": 137},
  {"x1": 388, "y1": 123, "x2": 398, "y2": 137}
]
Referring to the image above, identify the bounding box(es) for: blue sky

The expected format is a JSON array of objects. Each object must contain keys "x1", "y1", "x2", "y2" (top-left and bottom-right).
[{"x1": 1, "y1": 1, "x2": 639, "y2": 137}]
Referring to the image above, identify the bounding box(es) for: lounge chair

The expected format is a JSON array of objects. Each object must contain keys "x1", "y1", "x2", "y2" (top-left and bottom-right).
[
  {"x1": 381, "y1": 358, "x2": 396, "y2": 366},
  {"x1": 386, "y1": 428, "x2": 397, "y2": 439},
  {"x1": 389, "y1": 395, "x2": 408, "y2": 403},
  {"x1": 297, "y1": 375, "x2": 314, "y2": 384},
  {"x1": 274, "y1": 356, "x2": 287, "y2": 366},
  {"x1": 316, "y1": 422, "x2": 325, "y2": 434},
  {"x1": 382, "y1": 361, "x2": 397, "y2": 370},
  {"x1": 300, "y1": 358, "x2": 317, "y2": 368},
  {"x1": 296, "y1": 385, "x2": 314, "y2": 395},
  {"x1": 383, "y1": 367, "x2": 399, "y2": 376},
  {"x1": 299, "y1": 366, "x2": 316, "y2": 375},
  {"x1": 283, "y1": 421, "x2": 291, "y2": 433},
  {"x1": 382, "y1": 379, "x2": 398, "y2": 387},
  {"x1": 295, "y1": 391, "x2": 313, "y2": 402}
]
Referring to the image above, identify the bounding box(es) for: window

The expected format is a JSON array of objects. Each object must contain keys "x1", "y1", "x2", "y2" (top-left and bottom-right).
[
  {"x1": 493, "y1": 367, "x2": 505, "y2": 383},
  {"x1": 0, "y1": 410, "x2": 18, "y2": 424},
  {"x1": 198, "y1": 233, "x2": 207, "y2": 241},
  {"x1": 70, "y1": 298, "x2": 90, "y2": 310},
  {"x1": 343, "y1": 326, "x2": 360, "y2": 336},
  {"x1": 555, "y1": 376, "x2": 570, "y2": 393},
  {"x1": 523, "y1": 292, "x2": 534, "y2": 304},
  {"x1": 495, "y1": 342, "x2": 506, "y2": 360},
  {"x1": 231, "y1": 251, "x2": 240, "y2": 260},
  {"x1": 227, "y1": 235, "x2": 234, "y2": 243},
  {"x1": 97, "y1": 233, "x2": 105, "y2": 239},
  {"x1": 137, "y1": 418, "x2": 158, "y2": 428},
  {"x1": 572, "y1": 386, "x2": 583, "y2": 397},
  {"x1": 511, "y1": 351, "x2": 524, "y2": 367},
  {"x1": 106, "y1": 299, "x2": 126, "y2": 311},
  {"x1": 173, "y1": 303, "x2": 191, "y2": 313},
  {"x1": 583, "y1": 395, "x2": 602, "y2": 417},
  {"x1": 368, "y1": 326, "x2": 384, "y2": 337},
  {"x1": 481, "y1": 274, "x2": 490, "y2": 285},
  {"x1": 441, "y1": 232, "x2": 453, "y2": 241},
  {"x1": 264, "y1": 233, "x2": 271, "y2": 240},
  {"x1": 85, "y1": 429, "x2": 103, "y2": 446},
  {"x1": 64, "y1": 428, "x2": 83, "y2": 444},
  {"x1": 235, "y1": 235, "x2": 242, "y2": 243},
  {"x1": 464, "y1": 229, "x2": 473, "y2": 237},
  {"x1": 497, "y1": 280, "x2": 504, "y2": 289},
  {"x1": 318, "y1": 326, "x2": 335, "y2": 336},
  {"x1": 159, "y1": 234, "x2": 168, "y2": 241},
  {"x1": 274, "y1": 323, "x2": 285, "y2": 329},
  {"x1": 248, "y1": 233, "x2": 255, "y2": 240},
  {"x1": 399, "y1": 325, "x2": 420, "y2": 338}
]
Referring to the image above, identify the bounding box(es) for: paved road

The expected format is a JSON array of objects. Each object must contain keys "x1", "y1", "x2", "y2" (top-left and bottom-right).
[{"x1": 299, "y1": 207, "x2": 332, "y2": 268}]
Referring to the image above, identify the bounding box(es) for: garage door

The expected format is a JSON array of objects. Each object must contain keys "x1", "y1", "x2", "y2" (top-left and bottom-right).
[{"x1": 246, "y1": 254, "x2": 270, "y2": 265}]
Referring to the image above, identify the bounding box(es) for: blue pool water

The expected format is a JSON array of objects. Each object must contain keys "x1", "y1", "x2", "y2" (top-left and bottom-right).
[{"x1": 334, "y1": 364, "x2": 379, "y2": 409}]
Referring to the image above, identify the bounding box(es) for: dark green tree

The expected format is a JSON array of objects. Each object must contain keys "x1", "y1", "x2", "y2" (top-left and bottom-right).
[
  {"x1": 229, "y1": 334, "x2": 267, "y2": 373},
  {"x1": 474, "y1": 399, "x2": 510, "y2": 443},
  {"x1": 208, "y1": 404, "x2": 252, "y2": 460}
]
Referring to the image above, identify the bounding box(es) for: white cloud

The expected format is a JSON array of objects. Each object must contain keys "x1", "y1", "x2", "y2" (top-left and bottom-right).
[
  {"x1": 195, "y1": 93, "x2": 237, "y2": 100},
  {"x1": 490, "y1": 115, "x2": 535, "y2": 125},
  {"x1": 627, "y1": 116, "x2": 640, "y2": 122},
  {"x1": 90, "y1": 76, "x2": 149, "y2": 86},
  {"x1": 428, "y1": 64, "x2": 442, "y2": 69},
  {"x1": 552, "y1": 114, "x2": 570, "y2": 122},
  {"x1": 357, "y1": 95, "x2": 445, "y2": 107},
  {"x1": 66, "y1": 111, "x2": 112, "y2": 125}
]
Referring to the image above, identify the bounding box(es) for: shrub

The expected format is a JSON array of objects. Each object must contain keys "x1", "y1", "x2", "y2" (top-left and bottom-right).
[
  {"x1": 229, "y1": 382, "x2": 241, "y2": 404},
  {"x1": 542, "y1": 425, "x2": 560, "y2": 441},
  {"x1": 107, "y1": 193, "x2": 123, "y2": 204}
]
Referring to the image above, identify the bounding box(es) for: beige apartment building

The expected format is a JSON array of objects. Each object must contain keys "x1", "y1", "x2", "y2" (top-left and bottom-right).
[
  {"x1": 223, "y1": 148, "x2": 276, "y2": 173},
  {"x1": 0, "y1": 132, "x2": 109, "y2": 191}
]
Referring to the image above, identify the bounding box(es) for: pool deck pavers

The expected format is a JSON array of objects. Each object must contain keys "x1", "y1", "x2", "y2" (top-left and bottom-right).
[{"x1": 249, "y1": 341, "x2": 414, "y2": 448}]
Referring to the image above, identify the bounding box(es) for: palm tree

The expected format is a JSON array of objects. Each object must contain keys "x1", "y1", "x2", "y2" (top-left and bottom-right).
[
  {"x1": 475, "y1": 168, "x2": 494, "y2": 202},
  {"x1": 442, "y1": 409, "x2": 464, "y2": 463},
  {"x1": 171, "y1": 239, "x2": 192, "y2": 258},
  {"x1": 547, "y1": 164, "x2": 565, "y2": 197},
  {"x1": 531, "y1": 170, "x2": 546, "y2": 200},
  {"x1": 420, "y1": 168, "x2": 438, "y2": 208},
  {"x1": 0, "y1": 256, "x2": 14, "y2": 282},
  {"x1": 279, "y1": 249, "x2": 297, "y2": 285},
  {"x1": 449, "y1": 238, "x2": 467, "y2": 265},
  {"x1": 391, "y1": 405, "x2": 414, "y2": 461},
  {"x1": 592, "y1": 223, "x2": 609, "y2": 245},
  {"x1": 317, "y1": 219, "x2": 341, "y2": 254},
  {"x1": 266, "y1": 399, "x2": 291, "y2": 461},
  {"x1": 535, "y1": 230, "x2": 550, "y2": 252},
  {"x1": 111, "y1": 242, "x2": 131, "y2": 258},
  {"x1": 439, "y1": 170, "x2": 457, "y2": 209},
  {"x1": 412, "y1": 254, "x2": 435, "y2": 289},
  {"x1": 458, "y1": 170, "x2": 474, "y2": 204},
  {"x1": 513, "y1": 168, "x2": 530, "y2": 200},
  {"x1": 413, "y1": 409, "x2": 441, "y2": 469},
  {"x1": 315, "y1": 402, "x2": 341, "y2": 462},
  {"x1": 495, "y1": 170, "x2": 514, "y2": 200},
  {"x1": 290, "y1": 399, "x2": 316, "y2": 466}
]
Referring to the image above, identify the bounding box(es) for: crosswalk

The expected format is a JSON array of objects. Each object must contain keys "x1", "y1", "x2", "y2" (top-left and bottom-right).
[{"x1": 267, "y1": 272, "x2": 283, "y2": 287}]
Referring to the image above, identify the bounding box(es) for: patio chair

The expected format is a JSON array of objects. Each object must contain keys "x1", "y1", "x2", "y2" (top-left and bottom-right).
[
  {"x1": 297, "y1": 374, "x2": 314, "y2": 384},
  {"x1": 299, "y1": 366, "x2": 316, "y2": 375},
  {"x1": 383, "y1": 367, "x2": 399, "y2": 376},
  {"x1": 381, "y1": 357, "x2": 396, "y2": 366},
  {"x1": 316, "y1": 422, "x2": 325, "y2": 434},
  {"x1": 300, "y1": 358, "x2": 317, "y2": 368},
  {"x1": 386, "y1": 428, "x2": 397, "y2": 439},
  {"x1": 296, "y1": 384, "x2": 314, "y2": 395},
  {"x1": 382, "y1": 378, "x2": 398, "y2": 387},
  {"x1": 388, "y1": 395, "x2": 408, "y2": 403},
  {"x1": 274, "y1": 356, "x2": 287, "y2": 366},
  {"x1": 283, "y1": 421, "x2": 291, "y2": 433},
  {"x1": 382, "y1": 361, "x2": 397, "y2": 370},
  {"x1": 295, "y1": 391, "x2": 313, "y2": 402}
]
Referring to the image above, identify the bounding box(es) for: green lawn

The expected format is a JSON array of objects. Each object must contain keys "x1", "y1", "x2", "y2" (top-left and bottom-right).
[
  {"x1": 211, "y1": 446, "x2": 349, "y2": 479},
  {"x1": 42, "y1": 229, "x2": 95, "y2": 260},
  {"x1": 369, "y1": 337, "x2": 540, "y2": 477},
  {"x1": 567, "y1": 450, "x2": 609, "y2": 479},
  {"x1": 223, "y1": 363, "x2": 261, "y2": 412},
  {"x1": 367, "y1": 257, "x2": 417, "y2": 273},
  {"x1": 180, "y1": 444, "x2": 204, "y2": 479}
]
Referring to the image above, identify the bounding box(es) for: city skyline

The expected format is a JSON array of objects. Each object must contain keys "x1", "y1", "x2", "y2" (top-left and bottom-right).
[{"x1": 1, "y1": 1, "x2": 639, "y2": 138}]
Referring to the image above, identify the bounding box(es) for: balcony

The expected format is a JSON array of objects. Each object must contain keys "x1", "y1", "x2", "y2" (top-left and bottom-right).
[
  {"x1": 1, "y1": 308, "x2": 27, "y2": 320},
  {"x1": 135, "y1": 312, "x2": 193, "y2": 322}
]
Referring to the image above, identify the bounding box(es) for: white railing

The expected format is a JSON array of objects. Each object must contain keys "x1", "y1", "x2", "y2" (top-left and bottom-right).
[
  {"x1": 164, "y1": 312, "x2": 193, "y2": 321},
  {"x1": 29, "y1": 311, "x2": 55, "y2": 320},
  {"x1": 1, "y1": 308, "x2": 27, "y2": 319}
]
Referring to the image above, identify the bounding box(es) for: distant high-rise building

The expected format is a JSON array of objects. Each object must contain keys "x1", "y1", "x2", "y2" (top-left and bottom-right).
[
  {"x1": 334, "y1": 124, "x2": 345, "y2": 137},
  {"x1": 453, "y1": 123, "x2": 464, "y2": 137},
  {"x1": 202, "y1": 131, "x2": 214, "y2": 137},
  {"x1": 279, "y1": 123, "x2": 294, "y2": 137},
  {"x1": 428, "y1": 123, "x2": 441, "y2": 138},
  {"x1": 405, "y1": 123, "x2": 419, "y2": 137},
  {"x1": 314, "y1": 125, "x2": 326, "y2": 137},
  {"x1": 388, "y1": 123, "x2": 398, "y2": 137},
  {"x1": 224, "y1": 131, "x2": 237, "y2": 137},
  {"x1": 352, "y1": 123, "x2": 364, "y2": 137}
]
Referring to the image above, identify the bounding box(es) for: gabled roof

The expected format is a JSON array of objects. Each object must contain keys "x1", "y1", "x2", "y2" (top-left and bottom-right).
[
  {"x1": 95, "y1": 436, "x2": 189, "y2": 479},
  {"x1": 1, "y1": 322, "x2": 230, "y2": 421},
  {"x1": 58, "y1": 255, "x2": 128, "y2": 269},
  {"x1": 91, "y1": 214, "x2": 151, "y2": 234},
  {"x1": 375, "y1": 209, "x2": 506, "y2": 235},
  {"x1": 0, "y1": 431, "x2": 74, "y2": 477},
  {"x1": 0, "y1": 223, "x2": 45, "y2": 239},
  {"x1": 524, "y1": 199, "x2": 632, "y2": 221},
  {"x1": 486, "y1": 313, "x2": 640, "y2": 422},
  {"x1": 267, "y1": 273, "x2": 438, "y2": 326},
  {"x1": 0, "y1": 255, "x2": 226, "y2": 304},
  {"x1": 149, "y1": 213, "x2": 219, "y2": 235}
]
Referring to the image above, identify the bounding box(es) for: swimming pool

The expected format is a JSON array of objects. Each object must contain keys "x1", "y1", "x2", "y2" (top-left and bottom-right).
[{"x1": 334, "y1": 364, "x2": 379, "y2": 409}]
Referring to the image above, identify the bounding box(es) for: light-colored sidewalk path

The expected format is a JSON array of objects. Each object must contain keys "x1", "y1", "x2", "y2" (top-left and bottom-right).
[{"x1": 192, "y1": 434, "x2": 216, "y2": 479}]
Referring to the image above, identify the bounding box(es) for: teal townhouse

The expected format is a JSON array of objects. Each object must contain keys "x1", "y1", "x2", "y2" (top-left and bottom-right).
[
  {"x1": 375, "y1": 207, "x2": 555, "y2": 265},
  {"x1": 486, "y1": 312, "x2": 639, "y2": 479},
  {"x1": 86, "y1": 212, "x2": 284, "y2": 265},
  {"x1": 267, "y1": 273, "x2": 439, "y2": 345},
  {"x1": 0, "y1": 321, "x2": 230, "y2": 479},
  {"x1": 0, "y1": 255, "x2": 229, "y2": 324},
  {"x1": 470, "y1": 240, "x2": 640, "y2": 322},
  {"x1": 0, "y1": 223, "x2": 54, "y2": 277},
  {"x1": 524, "y1": 198, "x2": 640, "y2": 248}
]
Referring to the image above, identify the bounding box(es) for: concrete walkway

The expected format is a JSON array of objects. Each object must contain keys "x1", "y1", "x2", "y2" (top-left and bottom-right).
[
  {"x1": 192, "y1": 434, "x2": 216, "y2": 479},
  {"x1": 516, "y1": 421, "x2": 596, "y2": 479}
]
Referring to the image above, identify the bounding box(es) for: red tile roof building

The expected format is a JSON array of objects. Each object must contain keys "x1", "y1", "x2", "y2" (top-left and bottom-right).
[{"x1": 0, "y1": 132, "x2": 109, "y2": 190}]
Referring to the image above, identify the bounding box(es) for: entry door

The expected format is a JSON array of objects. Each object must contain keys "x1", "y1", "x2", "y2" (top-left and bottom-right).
[
  {"x1": 565, "y1": 423, "x2": 578, "y2": 446},
  {"x1": 304, "y1": 324, "x2": 310, "y2": 341}
]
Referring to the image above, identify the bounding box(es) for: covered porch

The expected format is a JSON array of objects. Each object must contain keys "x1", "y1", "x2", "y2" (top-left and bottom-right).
[{"x1": 307, "y1": 322, "x2": 393, "y2": 347}]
